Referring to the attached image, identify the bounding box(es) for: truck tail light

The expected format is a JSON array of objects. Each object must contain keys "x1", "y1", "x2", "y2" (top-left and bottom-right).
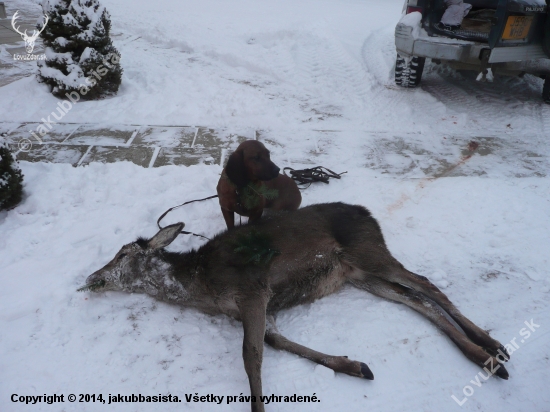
[{"x1": 406, "y1": 6, "x2": 423, "y2": 14}]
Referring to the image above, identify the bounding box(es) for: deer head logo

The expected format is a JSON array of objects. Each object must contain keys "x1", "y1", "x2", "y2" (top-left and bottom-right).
[{"x1": 11, "y1": 11, "x2": 49, "y2": 54}]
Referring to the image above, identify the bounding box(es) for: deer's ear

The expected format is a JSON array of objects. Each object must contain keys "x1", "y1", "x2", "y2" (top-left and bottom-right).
[{"x1": 148, "y1": 223, "x2": 185, "y2": 250}]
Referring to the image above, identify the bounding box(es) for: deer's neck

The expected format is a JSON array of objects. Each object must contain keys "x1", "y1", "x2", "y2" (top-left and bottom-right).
[{"x1": 138, "y1": 249, "x2": 202, "y2": 306}]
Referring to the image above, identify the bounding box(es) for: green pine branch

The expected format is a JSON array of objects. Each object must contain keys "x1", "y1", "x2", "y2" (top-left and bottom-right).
[
  {"x1": 241, "y1": 184, "x2": 279, "y2": 210},
  {"x1": 0, "y1": 145, "x2": 24, "y2": 211},
  {"x1": 232, "y1": 230, "x2": 280, "y2": 266}
]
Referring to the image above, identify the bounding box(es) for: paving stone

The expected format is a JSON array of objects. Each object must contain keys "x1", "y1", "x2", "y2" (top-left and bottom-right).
[
  {"x1": 132, "y1": 126, "x2": 196, "y2": 147},
  {"x1": 79, "y1": 145, "x2": 154, "y2": 167},
  {"x1": 64, "y1": 124, "x2": 137, "y2": 146},
  {"x1": 193, "y1": 127, "x2": 226, "y2": 148},
  {"x1": 11, "y1": 143, "x2": 89, "y2": 165},
  {"x1": 148, "y1": 128, "x2": 251, "y2": 167},
  {"x1": 7, "y1": 122, "x2": 81, "y2": 144},
  {"x1": 194, "y1": 127, "x2": 251, "y2": 148},
  {"x1": 153, "y1": 147, "x2": 220, "y2": 167}
]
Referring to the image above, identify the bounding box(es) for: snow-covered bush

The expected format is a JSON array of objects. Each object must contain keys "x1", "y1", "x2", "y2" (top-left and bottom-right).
[
  {"x1": 0, "y1": 143, "x2": 24, "y2": 211},
  {"x1": 37, "y1": 0, "x2": 123, "y2": 100}
]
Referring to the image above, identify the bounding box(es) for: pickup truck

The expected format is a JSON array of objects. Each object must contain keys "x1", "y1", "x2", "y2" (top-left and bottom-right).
[{"x1": 394, "y1": 0, "x2": 550, "y2": 103}]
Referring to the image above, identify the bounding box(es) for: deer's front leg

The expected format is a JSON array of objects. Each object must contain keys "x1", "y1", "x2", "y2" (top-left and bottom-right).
[
  {"x1": 264, "y1": 315, "x2": 374, "y2": 380},
  {"x1": 238, "y1": 293, "x2": 268, "y2": 412}
]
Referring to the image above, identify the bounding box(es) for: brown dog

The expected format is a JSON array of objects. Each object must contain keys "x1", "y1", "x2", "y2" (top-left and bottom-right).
[{"x1": 216, "y1": 140, "x2": 301, "y2": 228}]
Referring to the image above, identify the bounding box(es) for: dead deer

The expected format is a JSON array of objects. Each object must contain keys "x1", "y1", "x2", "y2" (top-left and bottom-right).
[{"x1": 82, "y1": 202, "x2": 509, "y2": 412}]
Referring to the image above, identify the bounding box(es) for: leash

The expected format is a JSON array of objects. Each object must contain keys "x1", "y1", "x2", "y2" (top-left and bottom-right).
[
  {"x1": 157, "y1": 166, "x2": 346, "y2": 238},
  {"x1": 283, "y1": 166, "x2": 347, "y2": 189},
  {"x1": 157, "y1": 194, "x2": 219, "y2": 240}
]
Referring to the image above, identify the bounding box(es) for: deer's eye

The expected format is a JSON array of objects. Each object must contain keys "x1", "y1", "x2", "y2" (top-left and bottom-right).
[{"x1": 118, "y1": 253, "x2": 127, "y2": 260}]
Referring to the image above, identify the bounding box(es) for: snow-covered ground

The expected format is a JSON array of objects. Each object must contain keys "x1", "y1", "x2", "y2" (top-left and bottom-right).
[{"x1": 1, "y1": 0, "x2": 549, "y2": 411}]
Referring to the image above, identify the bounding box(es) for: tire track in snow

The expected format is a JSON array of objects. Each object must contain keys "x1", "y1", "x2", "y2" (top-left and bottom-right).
[
  {"x1": 290, "y1": 32, "x2": 373, "y2": 112},
  {"x1": 361, "y1": 28, "x2": 397, "y2": 87},
  {"x1": 361, "y1": 28, "x2": 407, "y2": 116},
  {"x1": 421, "y1": 70, "x2": 547, "y2": 136},
  {"x1": 360, "y1": 27, "x2": 423, "y2": 111},
  {"x1": 360, "y1": 29, "x2": 450, "y2": 130},
  {"x1": 361, "y1": 27, "x2": 548, "y2": 137}
]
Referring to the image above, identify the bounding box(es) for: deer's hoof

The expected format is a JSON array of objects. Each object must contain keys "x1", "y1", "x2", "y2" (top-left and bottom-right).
[
  {"x1": 360, "y1": 363, "x2": 374, "y2": 380},
  {"x1": 498, "y1": 344, "x2": 510, "y2": 361},
  {"x1": 484, "y1": 344, "x2": 510, "y2": 362},
  {"x1": 495, "y1": 363, "x2": 509, "y2": 380}
]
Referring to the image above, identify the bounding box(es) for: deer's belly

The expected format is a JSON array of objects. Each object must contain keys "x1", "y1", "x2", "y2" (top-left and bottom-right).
[{"x1": 267, "y1": 259, "x2": 354, "y2": 312}]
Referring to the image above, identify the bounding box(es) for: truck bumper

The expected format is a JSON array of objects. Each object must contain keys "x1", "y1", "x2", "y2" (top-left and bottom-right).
[{"x1": 395, "y1": 22, "x2": 550, "y2": 73}]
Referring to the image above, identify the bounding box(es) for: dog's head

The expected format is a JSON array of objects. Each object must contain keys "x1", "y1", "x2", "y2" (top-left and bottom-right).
[{"x1": 225, "y1": 140, "x2": 280, "y2": 188}]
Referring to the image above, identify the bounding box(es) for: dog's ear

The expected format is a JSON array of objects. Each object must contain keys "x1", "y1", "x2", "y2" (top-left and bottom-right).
[{"x1": 225, "y1": 149, "x2": 248, "y2": 188}]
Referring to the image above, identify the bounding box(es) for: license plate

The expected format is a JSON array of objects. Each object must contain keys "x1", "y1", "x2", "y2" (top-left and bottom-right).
[{"x1": 502, "y1": 16, "x2": 533, "y2": 40}]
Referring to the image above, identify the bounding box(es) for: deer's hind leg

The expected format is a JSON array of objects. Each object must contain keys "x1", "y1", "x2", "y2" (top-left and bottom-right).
[
  {"x1": 264, "y1": 315, "x2": 374, "y2": 380},
  {"x1": 382, "y1": 268, "x2": 508, "y2": 360},
  {"x1": 351, "y1": 276, "x2": 509, "y2": 379}
]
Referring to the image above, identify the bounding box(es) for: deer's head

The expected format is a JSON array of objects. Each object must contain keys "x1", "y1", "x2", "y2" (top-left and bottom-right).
[
  {"x1": 81, "y1": 223, "x2": 185, "y2": 295},
  {"x1": 12, "y1": 11, "x2": 49, "y2": 54}
]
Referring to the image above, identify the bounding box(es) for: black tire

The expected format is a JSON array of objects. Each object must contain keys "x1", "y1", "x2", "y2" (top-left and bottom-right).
[
  {"x1": 395, "y1": 53, "x2": 426, "y2": 88},
  {"x1": 543, "y1": 78, "x2": 550, "y2": 104}
]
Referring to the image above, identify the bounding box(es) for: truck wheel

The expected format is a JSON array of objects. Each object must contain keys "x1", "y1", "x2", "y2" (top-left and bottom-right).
[
  {"x1": 395, "y1": 53, "x2": 425, "y2": 88},
  {"x1": 543, "y1": 78, "x2": 550, "y2": 104}
]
